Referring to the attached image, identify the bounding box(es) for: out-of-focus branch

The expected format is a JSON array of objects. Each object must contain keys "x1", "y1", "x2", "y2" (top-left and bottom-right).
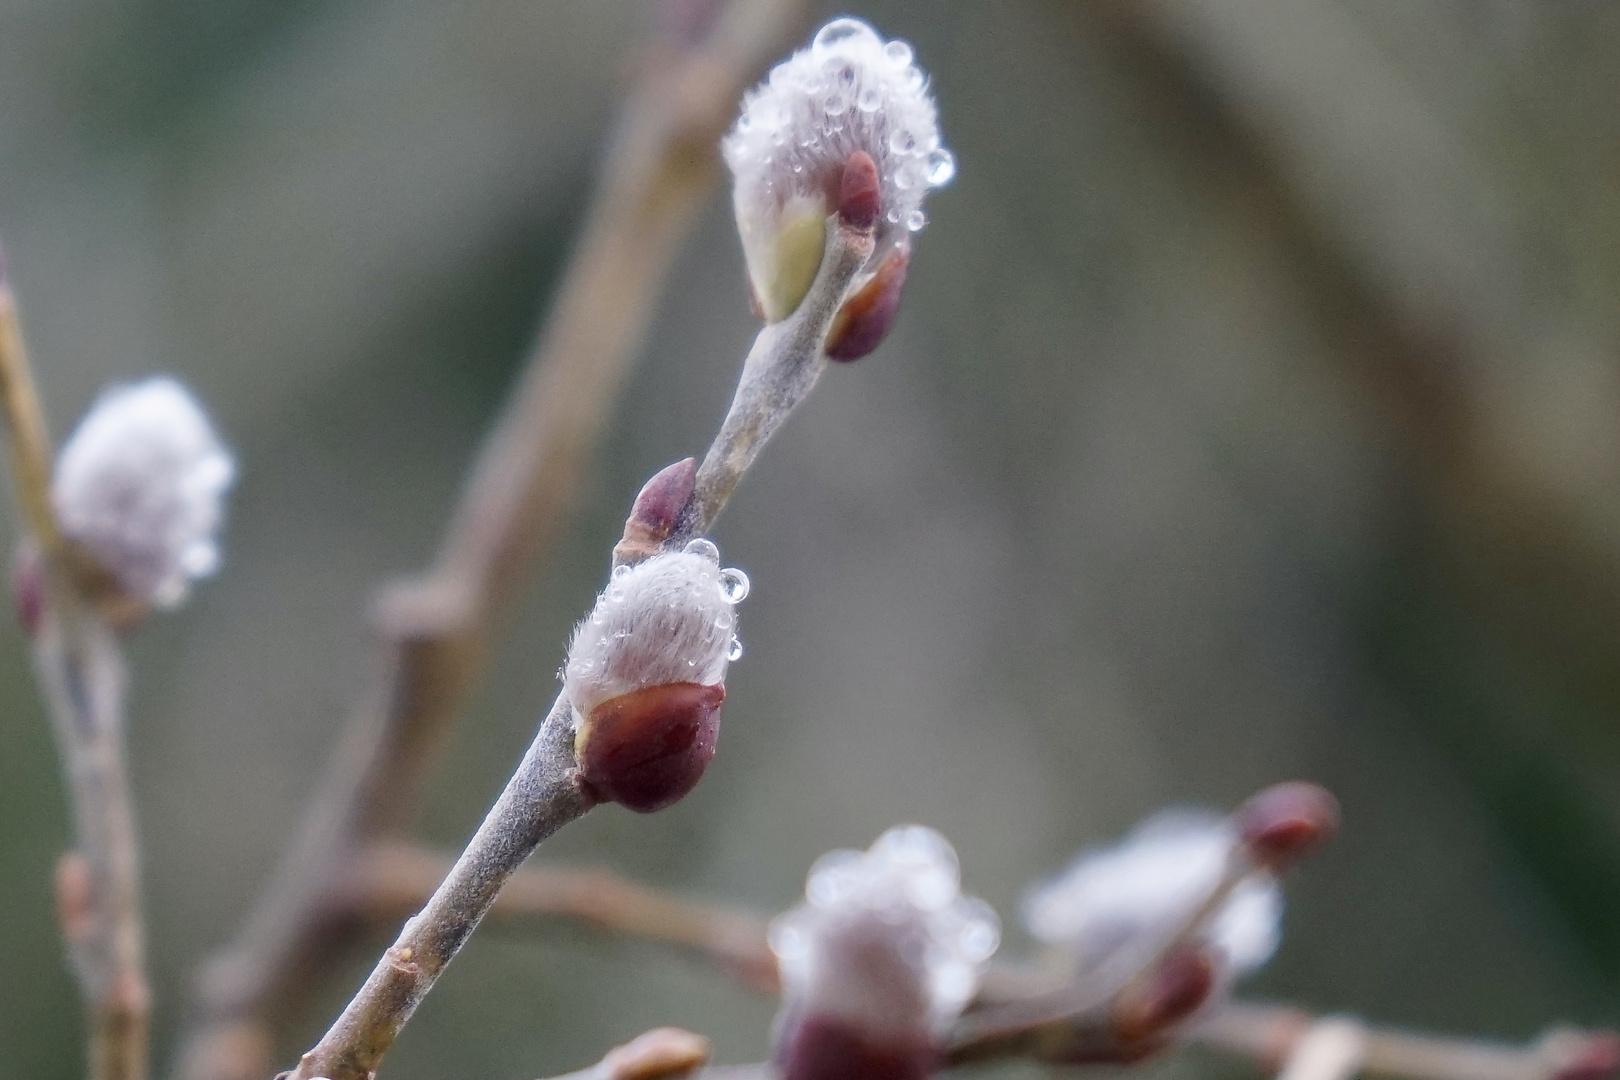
[
  {"x1": 0, "y1": 259, "x2": 151, "y2": 1080},
  {"x1": 178, "y1": 5, "x2": 806, "y2": 1079},
  {"x1": 947, "y1": 845, "x2": 1256, "y2": 1063},
  {"x1": 0, "y1": 263, "x2": 59, "y2": 554},
  {"x1": 1193, "y1": 1002, "x2": 1620, "y2": 1080},
  {"x1": 38, "y1": 592, "x2": 150, "y2": 1080},
  {"x1": 285, "y1": 202, "x2": 877, "y2": 1080},
  {"x1": 335, "y1": 841, "x2": 777, "y2": 992}
]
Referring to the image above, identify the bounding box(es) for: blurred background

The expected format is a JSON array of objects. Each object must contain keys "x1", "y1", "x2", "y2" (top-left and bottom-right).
[{"x1": 2, "y1": 1, "x2": 1619, "y2": 1077}]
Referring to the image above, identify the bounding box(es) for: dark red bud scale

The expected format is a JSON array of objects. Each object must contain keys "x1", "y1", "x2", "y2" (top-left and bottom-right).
[
  {"x1": 12, "y1": 540, "x2": 43, "y2": 637},
  {"x1": 826, "y1": 245, "x2": 910, "y2": 362},
  {"x1": 1112, "y1": 947, "x2": 1217, "y2": 1043},
  {"x1": 778, "y1": 1013, "x2": 937, "y2": 1080},
  {"x1": 839, "y1": 151, "x2": 882, "y2": 232},
  {"x1": 613, "y1": 458, "x2": 698, "y2": 566},
  {"x1": 577, "y1": 681, "x2": 724, "y2": 813},
  {"x1": 1555, "y1": 1033, "x2": 1620, "y2": 1080},
  {"x1": 1235, "y1": 781, "x2": 1339, "y2": 871}
]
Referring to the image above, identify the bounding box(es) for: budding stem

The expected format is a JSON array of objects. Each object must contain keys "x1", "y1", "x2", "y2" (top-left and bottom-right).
[
  {"x1": 288, "y1": 695, "x2": 593, "y2": 1080},
  {"x1": 676, "y1": 215, "x2": 875, "y2": 541}
]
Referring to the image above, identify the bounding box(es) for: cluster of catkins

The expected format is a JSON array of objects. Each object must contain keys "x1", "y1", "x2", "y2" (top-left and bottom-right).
[{"x1": 761, "y1": 783, "x2": 1332, "y2": 1080}]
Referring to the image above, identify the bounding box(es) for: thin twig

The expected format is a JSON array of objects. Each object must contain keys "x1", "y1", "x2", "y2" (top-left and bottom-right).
[
  {"x1": 179, "y1": 5, "x2": 807, "y2": 1078},
  {"x1": 1193, "y1": 1002, "x2": 1620, "y2": 1080},
  {"x1": 37, "y1": 587, "x2": 151, "y2": 1080},
  {"x1": 0, "y1": 258, "x2": 151, "y2": 1080},
  {"x1": 334, "y1": 841, "x2": 777, "y2": 992},
  {"x1": 947, "y1": 843, "x2": 1257, "y2": 1061},
  {"x1": 0, "y1": 267, "x2": 59, "y2": 552},
  {"x1": 287, "y1": 206, "x2": 877, "y2": 1079},
  {"x1": 289, "y1": 699, "x2": 591, "y2": 1080},
  {"x1": 672, "y1": 219, "x2": 875, "y2": 543}
]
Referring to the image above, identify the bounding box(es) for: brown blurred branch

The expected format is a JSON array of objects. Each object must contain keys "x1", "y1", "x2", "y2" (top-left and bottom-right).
[
  {"x1": 177, "y1": 5, "x2": 806, "y2": 1079},
  {"x1": 336, "y1": 841, "x2": 777, "y2": 993},
  {"x1": 1194, "y1": 1002, "x2": 1620, "y2": 1080},
  {"x1": 0, "y1": 262, "x2": 151, "y2": 1080}
]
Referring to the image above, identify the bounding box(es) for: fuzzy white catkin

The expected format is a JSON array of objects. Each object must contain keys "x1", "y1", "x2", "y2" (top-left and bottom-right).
[
  {"x1": 722, "y1": 17, "x2": 953, "y2": 320},
  {"x1": 1022, "y1": 810, "x2": 1283, "y2": 979},
  {"x1": 52, "y1": 376, "x2": 235, "y2": 610},
  {"x1": 769, "y1": 825, "x2": 1000, "y2": 1036},
  {"x1": 562, "y1": 543, "x2": 747, "y2": 727}
]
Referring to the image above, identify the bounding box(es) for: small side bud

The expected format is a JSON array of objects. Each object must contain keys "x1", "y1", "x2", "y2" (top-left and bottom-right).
[
  {"x1": 1023, "y1": 810, "x2": 1283, "y2": 989},
  {"x1": 723, "y1": 19, "x2": 953, "y2": 321},
  {"x1": 1274, "y1": 1018, "x2": 1366, "y2": 1080},
  {"x1": 598, "y1": 1027, "x2": 712, "y2": 1080},
  {"x1": 1236, "y1": 781, "x2": 1339, "y2": 871},
  {"x1": 839, "y1": 151, "x2": 882, "y2": 231},
  {"x1": 771, "y1": 826, "x2": 999, "y2": 1080},
  {"x1": 54, "y1": 850, "x2": 95, "y2": 945},
  {"x1": 565, "y1": 542, "x2": 748, "y2": 812},
  {"x1": 12, "y1": 539, "x2": 44, "y2": 636},
  {"x1": 613, "y1": 459, "x2": 698, "y2": 567},
  {"x1": 825, "y1": 244, "x2": 910, "y2": 362},
  {"x1": 51, "y1": 376, "x2": 234, "y2": 612},
  {"x1": 1111, "y1": 946, "x2": 1218, "y2": 1043}
]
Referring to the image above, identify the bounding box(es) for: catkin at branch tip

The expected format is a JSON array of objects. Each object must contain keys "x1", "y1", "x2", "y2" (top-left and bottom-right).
[
  {"x1": 52, "y1": 376, "x2": 234, "y2": 610},
  {"x1": 723, "y1": 18, "x2": 953, "y2": 321}
]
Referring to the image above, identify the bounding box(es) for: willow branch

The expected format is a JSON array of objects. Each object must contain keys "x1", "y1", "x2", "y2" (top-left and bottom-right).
[
  {"x1": 38, "y1": 588, "x2": 150, "y2": 1080},
  {"x1": 1193, "y1": 1003, "x2": 1620, "y2": 1080},
  {"x1": 178, "y1": 6, "x2": 807, "y2": 1078},
  {"x1": 286, "y1": 201, "x2": 876, "y2": 1080},
  {"x1": 0, "y1": 266, "x2": 59, "y2": 553},
  {"x1": 288, "y1": 699, "x2": 591, "y2": 1080},
  {"x1": 335, "y1": 841, "x2": 777, "y2": 992},
  {"x1": 0, "y1": 257, "x2": 151, "y2": 1080}
]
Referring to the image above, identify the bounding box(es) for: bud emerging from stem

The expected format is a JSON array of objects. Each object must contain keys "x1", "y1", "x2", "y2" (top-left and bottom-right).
[
  {"x1": 1235, "y1": 781, "x2": 1339, "y2": 872},
  {"x1": 51, "y1": 376, "x2": 234, "y2": 612},
  {"x1": 564, "y1": 541, "x2": 748, "y2": 812},
  {"x1": 723, "y1": 18, "x2": 953, "y2": 326},
  {"x1": 613, "y1": 458, "x2": 698, "y2": 567},
  {"x1": 771, "y1": 826, "x2": 999, "y2": 1080}
]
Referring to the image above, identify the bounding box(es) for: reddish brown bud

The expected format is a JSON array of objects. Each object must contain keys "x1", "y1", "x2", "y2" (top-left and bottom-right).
[
  {"x1": 1236, "y1": 781, "x2": 1339, "y2": 871},
  {"x1": 1113, "y1": 947, "x2": 1218, "y2": 1043},
  {"x1": 826, "y1": 245, "x2": 910, "y2": 362},
  {"x1": 54, "y1": 851, "x2": 95, "y2": 945},
  {"x1": 613, "y1": 458, "x2": 698, "y2": 565},
  {"x1": 599, "y1": 1027, "x2": 712, "y2": 1080},
  {"x1": 577, "y1": 682, "x2": 724, "y2": 813},
  {"x1": 778, "y1": 1012, "x2": 937, "y2": 1080},
  {"x1": 1552, "y1": 1032, "x2": 1620, "y2": 1080},
  {"x1": 839, "y1": 151, "x2": 882, "y2": 232},
  {"x1": 12, "y1": 539, "x2": 44, "y2": 637}
]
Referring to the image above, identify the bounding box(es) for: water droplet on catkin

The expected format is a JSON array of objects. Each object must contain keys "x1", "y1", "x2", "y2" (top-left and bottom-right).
[
  {"x1": 718, "y1": 567, "x2": 750, "y2": 603},
  {"x1": 684, "y1": 538, "x2": 720, "y2": 562}
]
